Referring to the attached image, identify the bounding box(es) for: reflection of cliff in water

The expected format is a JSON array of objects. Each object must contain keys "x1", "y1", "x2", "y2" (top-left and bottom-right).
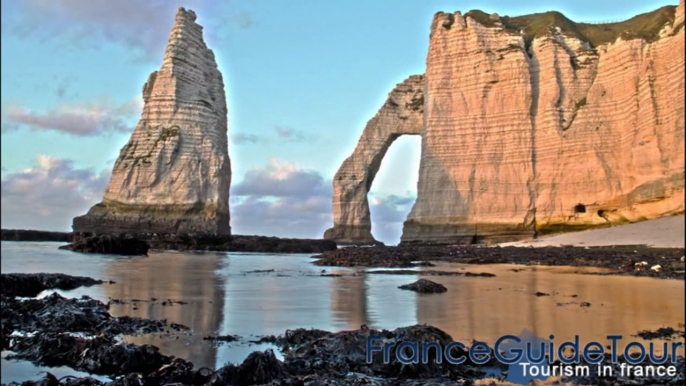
[
  {"x1": 413, "y1": 264, "x2": 685, "y2": 352},
  {"x1": 329, "y1": 273, "x2": 371, "y2": 330},
  {"x1": 102, "y1": 252, "x2": 227, "y2": 369}
]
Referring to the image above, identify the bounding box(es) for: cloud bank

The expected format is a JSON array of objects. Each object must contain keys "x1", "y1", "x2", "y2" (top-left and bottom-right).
[
  {"x1": 1, "y1": 156, "x2": 110, "y2": 231},
  {"x1": 1, "y1": 0, "x2": 253, "y2": 61},
  {"x1": 1, "y1": 99, "x2": 140, "y2": 136},
  {"x1": 231, "y1": 158, "x2": 415, "y2": 243},
  {"x1": 1, "y1": 156, "x2": 414, "y2": 243}
]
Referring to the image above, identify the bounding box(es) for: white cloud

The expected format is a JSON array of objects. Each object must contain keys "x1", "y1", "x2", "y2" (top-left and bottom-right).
[
  {"x1": 232, "y1": 158, "x2": 330, "y2": 197},
  {"x1": 230, "y1": 158, "x2": 415, "y2": 243},
  {"x1": 1, "y1": 156, "x2": 110, "y2": 231},
  {"x1": 230, "y1": 158, "x2": 333, "y2": 238},
  {"x1": 0, "y1": 0, "x2": 254, "y2": 61},
  {"x1": 1, "y1": 98, "x2": 141, "y2": 136},
  {"x1": 0, "y1": 154, "x2": 415, "y2": 242}
]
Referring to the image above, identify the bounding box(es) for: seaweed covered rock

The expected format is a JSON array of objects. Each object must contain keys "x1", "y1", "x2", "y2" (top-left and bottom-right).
[
  {"x1": 236, "y1": 350, "x2": 285, "y2": 385},
  {"x1": 282, "y1": 324, "x2": 483, "y2": 380},
  {"x1": 398, "y1": 279, "x2": 448, "y2": 293},
  {"x1": 8, "y1": 333, "x2": 171, "y2": 376},
  {"x1": 1, "y1": 273, "x2": 105, "y2": 297},
  {"x1": 60, "y1": 233, "x2": 149, "y2": 255},
  {"x1": 1, "y1": 292, "x2": 186, "y2": 350}
]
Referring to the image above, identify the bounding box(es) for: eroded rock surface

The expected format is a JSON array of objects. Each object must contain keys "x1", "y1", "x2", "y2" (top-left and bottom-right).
[
  {"x1": 327, "y1": 4, "x2": 685, "y2": 245},
  {"x1": 403, "y1": 4, "x2": 685, "y2": 243},
  {"x1": 324, "y1": 75, "x2": 424, "y2": 245},
  {"x1": 73, "y1": 7, "x2": 231, "y2": 235}
]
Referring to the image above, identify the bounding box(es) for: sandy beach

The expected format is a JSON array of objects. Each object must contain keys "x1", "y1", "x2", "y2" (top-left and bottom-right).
[{"x1": 501, "y1": 215, "x2": 685, "y2": 248}]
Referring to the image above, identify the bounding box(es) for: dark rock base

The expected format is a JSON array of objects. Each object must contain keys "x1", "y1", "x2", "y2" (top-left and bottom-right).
[
  {"x1": 59, "y1": 233, "x2": 150, "y2": 255},
  {"x1": 398, "y1": 279, "x2": 448, "y2": 293},
  {"x1": 1, "y1": 273, "x2": 105, "y2": 297}
]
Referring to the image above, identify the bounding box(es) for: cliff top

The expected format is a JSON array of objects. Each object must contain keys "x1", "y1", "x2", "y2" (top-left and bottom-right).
[{"x1": 459, "y1": 5, "x2": 678, "y2": 47}]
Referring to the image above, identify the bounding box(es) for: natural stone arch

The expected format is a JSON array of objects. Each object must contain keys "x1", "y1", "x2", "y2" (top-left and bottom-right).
[{"x1": 324, "y1": 75, "x2": 425, "y2": 244}]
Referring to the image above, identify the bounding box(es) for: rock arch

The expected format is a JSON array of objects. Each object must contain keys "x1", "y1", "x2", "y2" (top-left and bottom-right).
[{"x1": 324, "y1": 75, "x2": 425, "y2": 244}]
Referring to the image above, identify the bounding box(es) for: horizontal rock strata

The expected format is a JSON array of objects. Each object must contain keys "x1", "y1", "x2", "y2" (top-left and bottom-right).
[
  {"x1": 324, "y1": 75, "x2": 424, "y2": 244},
  {"x1": 73, "y1": 7, "x2": 231, "y2": 235},
  {"x1": 403, "y1": 3, "x2": 684, "y2": 243},
  {"x1": 327, "y1": 2, "x2": 685, "y2": 244}
]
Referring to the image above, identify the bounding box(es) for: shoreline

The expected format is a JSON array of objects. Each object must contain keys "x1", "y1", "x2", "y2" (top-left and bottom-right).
[
  {"x1": 1, "y1": 229, "x2": 338, "y2": 254},
  {"x1": 2, "y1": 272, "x2": 684, "y2": 386},
  {"x1": 312, "y1": 245, "x2": 686, "y2": 280}
]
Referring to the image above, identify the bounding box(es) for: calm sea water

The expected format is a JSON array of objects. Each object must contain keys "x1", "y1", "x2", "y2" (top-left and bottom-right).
[{"x1": 2, "y1": 241, "x2": 684, "y2": 383}]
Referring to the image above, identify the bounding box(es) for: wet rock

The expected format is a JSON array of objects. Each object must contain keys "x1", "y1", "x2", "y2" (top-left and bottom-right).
[
  {"x1": 464, "y1": 272, "x2": 497, "y2": 277},
  {"x1": 1, "y1": 292, "x2": 186, "y2": 349},
  {"x1": 8, "y1": 333, "x2": 171, "y2": 376},
  {"x1": 235, "y1": 350, "x2": 285, "y2": 385},
  {"x1": 398, "y1": 279, "x2": 448, "y2": 293},
  {"x1": 60, "y1": 233, "x2": 149, "y2": 256},
  {"x1": 142, "y1": 233, "x2": 338, "y2": 253},
  {"x1": 1, "y1": 229, "x2": 71, "y2": 242},
  {"x1": 313, "y1": 245, "x2": 685, "y2": 279},
  {"x1": 368, "y1": 269, "x2": 495, "y2": 277},
  {"x1": 244, "y1": 269, "x2": 275, "y2": 274},
  {"x1": 203, "y1": 334, "x2": 241, "y2": 343},
  {"x1": 281, "y1": 328, "x2": 332, "y2": 347},
  {"x1": 634, "y1": 327, "x2": 686, "y2": 340},
  {"x1": 1, "y1": 273, "x2": 105, "y2": 297},
  {"x1": 282, "y1": 324, "x2": 485, "y2": 380}
]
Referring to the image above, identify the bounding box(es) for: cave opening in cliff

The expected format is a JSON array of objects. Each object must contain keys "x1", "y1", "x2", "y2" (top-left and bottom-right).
[
  {"x1": 574, "y1": 203, "x2": 587, "y2": 214},
  {"x1": 368, "y1": 135, "x2": 421, "y2": 245}
]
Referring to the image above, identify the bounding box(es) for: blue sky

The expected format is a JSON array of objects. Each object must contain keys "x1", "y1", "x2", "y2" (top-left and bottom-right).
[{"x1": 0, "y1": 0, "x2": 677, "y2": 243}]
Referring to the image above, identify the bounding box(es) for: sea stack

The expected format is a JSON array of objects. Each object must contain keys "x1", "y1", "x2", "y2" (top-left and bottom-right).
[
  {"x1": 326, "y1": 2, "x2": 685, "y2": 244},
  {"x1": 73, "y1": 7, "x2": 231, "y2": 235}
]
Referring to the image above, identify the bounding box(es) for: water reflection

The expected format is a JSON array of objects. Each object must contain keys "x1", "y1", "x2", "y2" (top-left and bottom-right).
[
  {"x1": 412, "y1": 263, "x2": 685, "y2": 353},
  {"x1": 104, "y1": 251, "x2": 227, "y2": 369},
  {"x1": 1, "y1": 242, "x2": 684, "y2": 378},
  {"x1": 330, "y1": 274, "x2": 372, "y2": 330}
]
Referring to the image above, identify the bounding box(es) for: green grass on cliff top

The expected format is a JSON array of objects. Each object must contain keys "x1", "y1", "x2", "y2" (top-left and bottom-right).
[{"x1": 464, "y1": 5, "x2": 678, "y2": 47}]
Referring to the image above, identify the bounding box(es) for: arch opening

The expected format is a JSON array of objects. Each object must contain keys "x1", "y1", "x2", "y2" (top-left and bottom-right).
[
  {"x1": 323, "y1": 74, "x2": 425, "y2": 245},
  {"x1": 368, "y1": 135, "x2": 421, "y2": 245}
]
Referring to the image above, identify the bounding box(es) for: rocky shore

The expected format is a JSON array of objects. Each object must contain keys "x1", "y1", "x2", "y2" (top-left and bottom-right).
[
  {"x1": 2, "y1": 273, "x2": 684, "y2": 385},
  {"x1": 1, "y1": 229, "x2": 71, "y2": 242},
  {"x1": 1, "y1": 229, "x2": 338, "y2": 254},
  {"x1": 1, "y1": 273, "x2": 107, "y2": 297},
  {"x1": 313, "y1": 245, "x2": 686, "y2": 280}
]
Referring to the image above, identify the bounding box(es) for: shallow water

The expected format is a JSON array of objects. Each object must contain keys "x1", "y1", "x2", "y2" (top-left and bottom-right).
[{"x1": 2, "y1": 241, "x2": 684, "y2": 383}]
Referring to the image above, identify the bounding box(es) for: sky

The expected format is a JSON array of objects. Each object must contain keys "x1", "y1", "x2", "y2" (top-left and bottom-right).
[{"x1": 0, "y1": 0, "x2": 677, "y2": 244}]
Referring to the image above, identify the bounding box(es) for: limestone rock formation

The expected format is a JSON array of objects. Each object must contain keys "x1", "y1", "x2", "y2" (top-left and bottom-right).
[
  {"x1": 73, "y1": 7, "x2": 231, "y2": 235},
  {"x1": 404, "y1": 3, "x2": 685, "y2": 244},
  {"x1": 328, "y1": 2, "x2": 685, "y2": 244},
  {"x1": 324, "y1": 75, "x2": 424, "y2": 244}
]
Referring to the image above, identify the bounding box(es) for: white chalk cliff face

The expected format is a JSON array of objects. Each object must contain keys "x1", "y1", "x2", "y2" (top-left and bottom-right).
[
  {"x1": 74, "y1": 7, "x2": 231, "y2": 234},
  {"x1": 328, "y1": 2, "x2": 685, "y2": 244}
]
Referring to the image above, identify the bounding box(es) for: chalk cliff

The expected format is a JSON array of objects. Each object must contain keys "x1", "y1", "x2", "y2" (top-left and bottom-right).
[
  {"x1": 324, "y1": 75, "x2": 424, "y2": 244},
  {"x1": 73, "y1": 7, "x2": 231, "y2": 235},
  {"x1": 328, "y1": 2, "x2": 685, "y2": 244}
]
